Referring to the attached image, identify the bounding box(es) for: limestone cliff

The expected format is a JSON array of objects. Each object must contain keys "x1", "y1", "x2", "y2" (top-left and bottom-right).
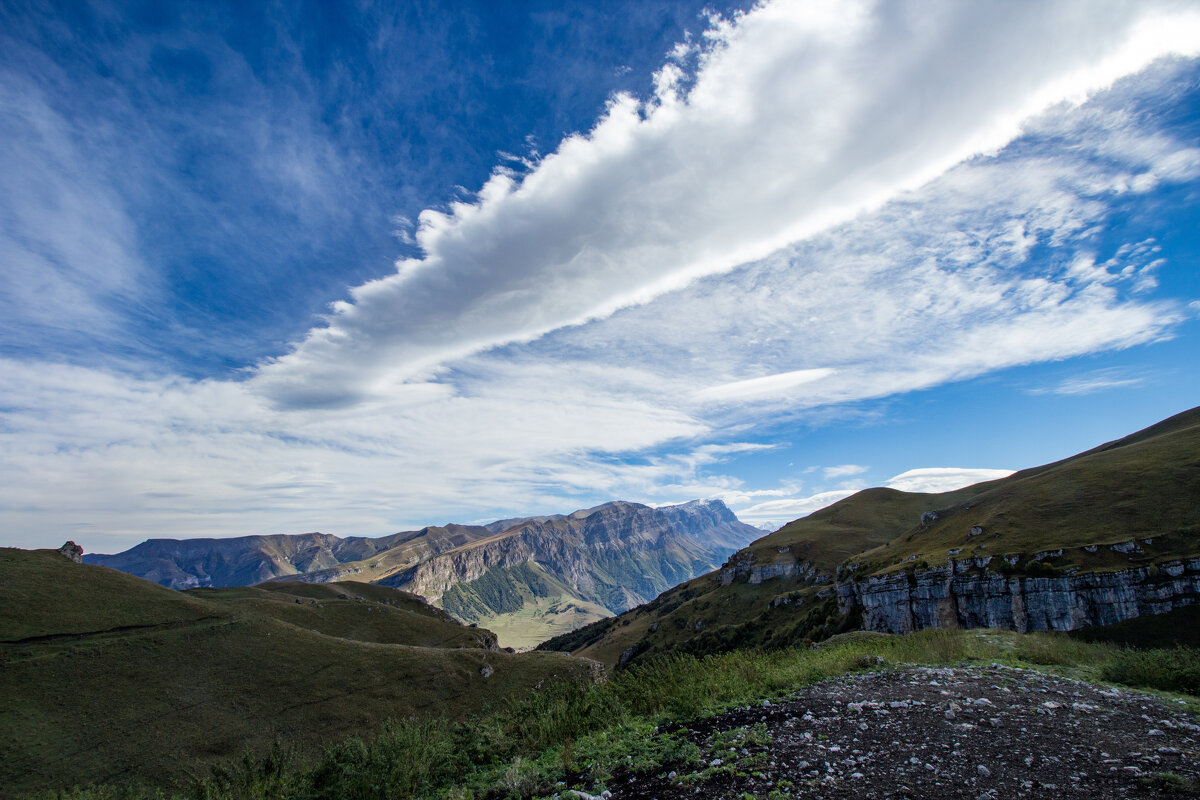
[{"x1": 836, "y1": 557, "x2": 1200, "y2": 634}]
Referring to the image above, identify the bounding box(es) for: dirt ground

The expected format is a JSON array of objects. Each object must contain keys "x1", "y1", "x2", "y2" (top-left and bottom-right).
[{"x1": 598, "y1": 665, "x2": 1200, "y2": 799}]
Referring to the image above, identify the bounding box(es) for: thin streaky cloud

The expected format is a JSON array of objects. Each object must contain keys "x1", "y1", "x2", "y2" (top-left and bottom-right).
[
  {"x1": 886, "y1": 468, "x2": 1016, "y2": 494},
  {"x1": 822, "y1": 464, "x2": 869, "y2": 479},
  {"x1": 1029, "y1": 373, "x2": 1148, "y2": 396}
]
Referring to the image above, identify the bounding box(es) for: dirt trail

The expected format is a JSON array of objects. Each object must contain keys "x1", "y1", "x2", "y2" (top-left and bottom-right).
[{"x1": 603, "y1": 665, "x2": 1199, "y2": 799}]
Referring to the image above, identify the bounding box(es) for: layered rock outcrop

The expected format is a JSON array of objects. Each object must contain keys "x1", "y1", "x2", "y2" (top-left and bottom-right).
[
  {"x1": 836, "y1": 558, "x2": 1200, "y2": 634},
  {"x1": 718, "y1": 552, "x2": 826, "y2": 586}
]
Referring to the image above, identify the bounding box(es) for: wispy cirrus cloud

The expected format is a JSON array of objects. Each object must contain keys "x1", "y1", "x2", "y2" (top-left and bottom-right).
[
  {"x1": 823, "y1": 464, "x2": 869, "y2": 479},
  {"x1": 886, "y1": 468, "x2": 1015, "y2": 494},
  {"x1": 1029, "y1": 368, "x2": 1149, "y2": 396}
]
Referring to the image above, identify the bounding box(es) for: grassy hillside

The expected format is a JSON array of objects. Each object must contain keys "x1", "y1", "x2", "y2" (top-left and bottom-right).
[
  {"x1": 852, "y1": 405, "x2": 1200, "y2": 576},
  {"x1": 544, "y1": 406, "x2": 1200, "y2": 667},
  {"x1": 0, "y1": 548, "x2": 216, "y2": 641},
  {"x1": 0, "y1": 550, "x2": 593, "y2": 797},
  {"x1": 188, "y1": 582, "x2": 496, "y2": 649}
]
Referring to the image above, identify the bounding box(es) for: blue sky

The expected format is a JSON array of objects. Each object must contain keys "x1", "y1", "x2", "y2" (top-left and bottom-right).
[{"x1": 2, "y1": 0, "x2": 1199, "y2": 551}]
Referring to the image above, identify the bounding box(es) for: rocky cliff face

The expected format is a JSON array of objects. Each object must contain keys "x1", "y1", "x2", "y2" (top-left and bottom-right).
[
  {"x1": 658, "y1": 499, "x2": 762, "y2": 551},
  {"x1": 836, "y1": 557, "x2": 1200, "y2": 634},
  {"x1": 718, "y1": 551, "x2": 827, "y2": 586},
  {"x1": 382, "y1": 500, "x2": 762, "y2": 616}
]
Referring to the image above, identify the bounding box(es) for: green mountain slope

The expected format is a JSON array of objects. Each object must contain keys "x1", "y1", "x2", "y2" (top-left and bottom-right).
[
  {"x1": 852, "y1": 405, "x2": 1200, "y2": 575},
  {"x1": 438, "y1": 561, "x2": 613, "y2": 649},
  {"x1": 543, "y1": 406, "x2": 1200, "y2": 666},
  {"x1": 0, "y1": 550, "x2": 593, "y2": 797}
]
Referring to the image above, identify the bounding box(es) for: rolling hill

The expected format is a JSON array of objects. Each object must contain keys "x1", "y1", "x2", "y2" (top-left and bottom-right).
[
  {"x1": 0, "y1": 548, "x2": 593, "y2": 797},
  {"x1": 542, "y1": 406, "x2": 1200, "y2": 667}
]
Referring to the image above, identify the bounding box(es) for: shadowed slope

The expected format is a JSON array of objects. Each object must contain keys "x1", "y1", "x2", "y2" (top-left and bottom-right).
[{"x1": 0, "y1": 550, "x2": 592, "y2": 797}]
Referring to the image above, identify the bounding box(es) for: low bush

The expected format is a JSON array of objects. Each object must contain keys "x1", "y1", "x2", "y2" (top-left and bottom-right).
[{"x1": 1101, "y1": 647, "x2": 1200, "y2": 695}]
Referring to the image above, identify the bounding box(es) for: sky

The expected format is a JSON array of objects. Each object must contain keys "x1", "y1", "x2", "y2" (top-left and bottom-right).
[{"x1": 2, "y1": 0, "x2": 1200, "y2": 552}]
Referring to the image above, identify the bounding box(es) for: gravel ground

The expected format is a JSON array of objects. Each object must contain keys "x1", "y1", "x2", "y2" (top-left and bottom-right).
[{"x1": 596, "y1": 665, "x2": 1200, "y2": 799}]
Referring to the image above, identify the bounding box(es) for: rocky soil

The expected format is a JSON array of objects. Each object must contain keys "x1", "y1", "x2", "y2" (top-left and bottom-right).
[{"x1": 598, "y1": 666, "x2": 1199, "y2": 799}]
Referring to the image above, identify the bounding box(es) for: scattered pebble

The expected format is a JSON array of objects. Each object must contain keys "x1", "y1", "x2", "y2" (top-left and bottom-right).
[{"x1": 592, "y1": 665, "x2": 1200, "y2": 800}]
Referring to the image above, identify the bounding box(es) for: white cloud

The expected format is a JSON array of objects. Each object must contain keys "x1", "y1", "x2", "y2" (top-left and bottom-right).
[
  {"x1": 0, "y1": 358, "x2": 711, "y2": 551},
  {"x1": 253, "y1": 0, "x2": 1200, "y2": 408},
  {"x1": 1029, "y1": 369, "x2": 1147, "y2": 396},
  {"x1": 695, "y1": 368, "x2": 836, "y2": 403},
  {"x1": 733, "y1": 490, "x2": 860, "y2": 529},
  {"x1": 823, "y1": 464, "x2": 869, "y2": 479},
  {"x1": 886, "y1": 467, "x2": 1015, "y2": 494}
]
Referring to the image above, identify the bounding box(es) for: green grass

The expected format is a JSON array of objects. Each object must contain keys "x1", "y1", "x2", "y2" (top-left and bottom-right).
[
  {"x1": 26, "y1": 628, "x2": 1200, "y2": 800},
  {"x1": 476, "y1": 596, "x2": 612, "y2": 652},
  {"x1": 0, "y1": 549, "x2": 216, "y2": 642},
  {"x1": 187, "y1": 583, "x2": 493, "y2": 649},
  {"x1": 0, "y1": 550, "x2": 592, "y2": 798}
]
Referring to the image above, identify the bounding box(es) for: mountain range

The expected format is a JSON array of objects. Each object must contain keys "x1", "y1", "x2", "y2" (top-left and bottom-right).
[{"x1": 85, "y1": 498, "x2": 762, "y2": 648}]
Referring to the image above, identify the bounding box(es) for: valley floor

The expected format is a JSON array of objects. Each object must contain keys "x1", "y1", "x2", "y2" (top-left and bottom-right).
[{"x1": 597, "y1": 665, "x2": 1199, "y2": 799}]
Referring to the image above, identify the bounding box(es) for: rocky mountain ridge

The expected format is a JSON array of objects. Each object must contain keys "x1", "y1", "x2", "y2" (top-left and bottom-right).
[{"x1": 385, "y1": 500, "x2": 750, "y2": 613}]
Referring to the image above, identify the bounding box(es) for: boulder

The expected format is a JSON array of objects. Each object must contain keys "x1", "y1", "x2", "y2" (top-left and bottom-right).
[{"x1": 58, "y1": 541, "x2": 83, "y2": 564}]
